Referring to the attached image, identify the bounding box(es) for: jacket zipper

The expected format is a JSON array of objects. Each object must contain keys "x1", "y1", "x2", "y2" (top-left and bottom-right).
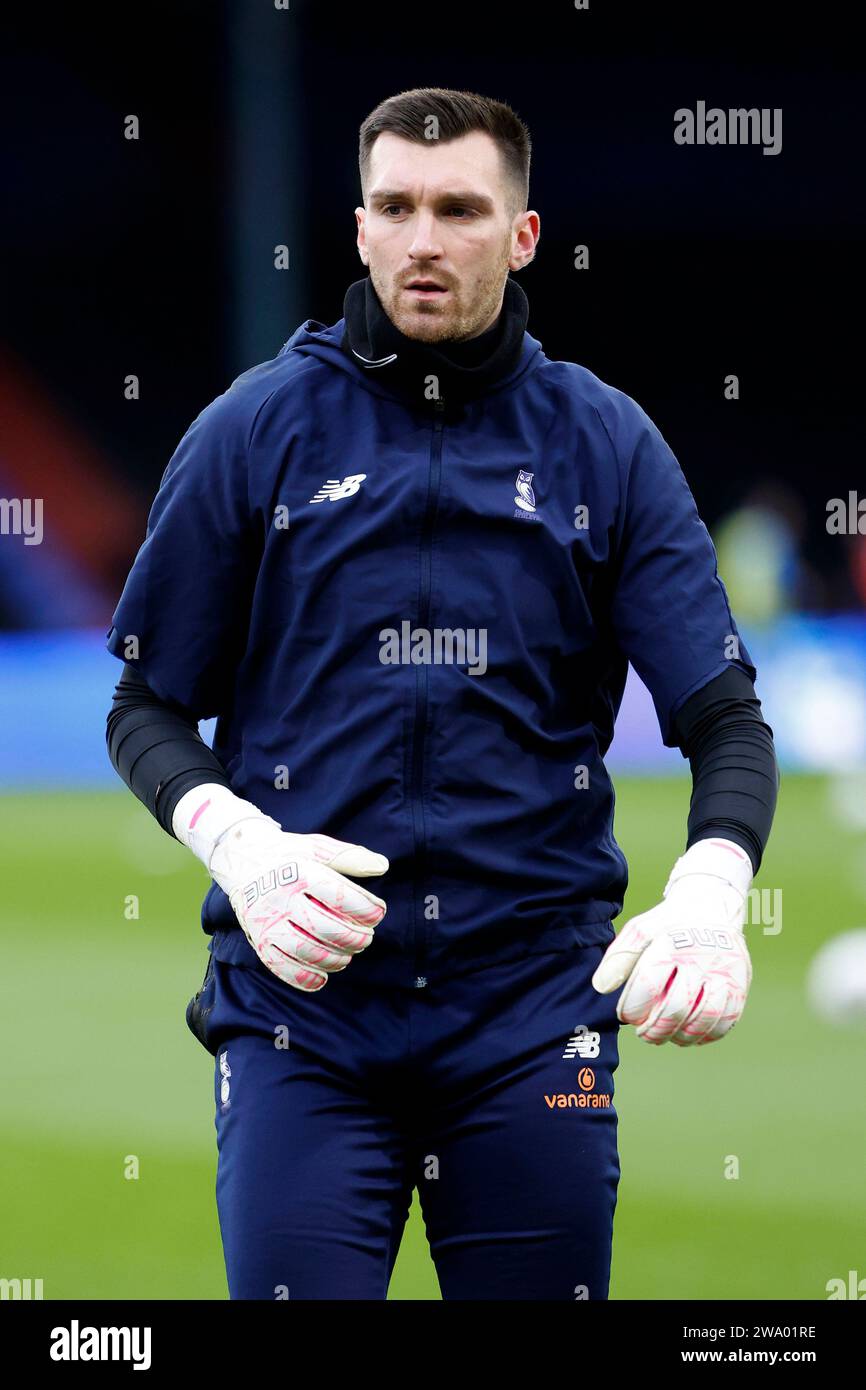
[{"x1": 410, "y1": 396, "x2": 445, "y2": 985}]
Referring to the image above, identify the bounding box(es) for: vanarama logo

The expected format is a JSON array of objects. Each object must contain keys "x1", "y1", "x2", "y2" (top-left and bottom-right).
[{"x1": 544, "y1": 1066, "x2": 611, "y2": 1110}]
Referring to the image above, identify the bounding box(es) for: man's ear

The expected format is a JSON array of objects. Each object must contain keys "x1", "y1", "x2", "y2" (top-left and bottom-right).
[
  {"x1": 355, "y1": 207, "x2": 369, "y2": 266},
  {"x1": 509, "y1": 209, "x2": 540, "y2": 272}
]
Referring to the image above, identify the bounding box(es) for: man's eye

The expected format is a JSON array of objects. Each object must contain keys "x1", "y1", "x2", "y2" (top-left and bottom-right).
[
  {"x1": 447, "y1": 207, "x2": 471, "y2": 218},
  {"x1": 382, "y1": 205, "x2": 404, "y2": 216}
]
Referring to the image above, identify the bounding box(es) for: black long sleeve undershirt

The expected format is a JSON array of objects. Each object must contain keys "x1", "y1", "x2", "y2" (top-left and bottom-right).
[
  {"x1": 671, "y1": 664, "x2": 779, "y2": 874},
  {"x1": 105, "y1": 663, "x2": 232, "y2": 836},
  {"x1": 106, "y1": 660, "x2": 778, "y2": 872}
]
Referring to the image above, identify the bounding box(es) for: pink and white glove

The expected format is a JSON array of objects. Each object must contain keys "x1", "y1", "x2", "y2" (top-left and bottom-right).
[
  {"x1": 173, "y1": 784, "x2": 388, "y2": 992},
  {"x1": 592, "y1": 838, "x2": 753, "y2": 1046}
]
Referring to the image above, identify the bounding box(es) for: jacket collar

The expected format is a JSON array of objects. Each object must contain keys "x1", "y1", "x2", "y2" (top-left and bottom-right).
[{"x1": 340, "y1": 274, "x2": 530, "y2": 418}]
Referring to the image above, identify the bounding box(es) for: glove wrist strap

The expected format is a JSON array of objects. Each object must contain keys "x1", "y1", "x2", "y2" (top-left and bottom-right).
[
  {"x1": 172, "y1": 783, "x2": 275, "y2": 870},
  {"x1": 664, "y1": 837, "x2": 754, "y2": 901}
]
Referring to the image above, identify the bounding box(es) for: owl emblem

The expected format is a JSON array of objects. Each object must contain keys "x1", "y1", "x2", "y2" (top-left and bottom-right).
[{"x1": 514, "y1": 470, "x2": 536, "y2": 513}]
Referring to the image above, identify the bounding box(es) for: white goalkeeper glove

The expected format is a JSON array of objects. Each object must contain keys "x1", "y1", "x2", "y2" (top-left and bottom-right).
[
  {"x1": 173, "y1": 784, "x2": 388, "y2": 992},
  {"x1": 592, "y1": 837, "x2": 753, "y2": 1046}
]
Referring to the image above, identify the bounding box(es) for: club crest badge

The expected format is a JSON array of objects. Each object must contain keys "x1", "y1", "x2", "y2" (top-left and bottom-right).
[{"x1": 513, "y1": 470, "x2": 540, "y2": 520}]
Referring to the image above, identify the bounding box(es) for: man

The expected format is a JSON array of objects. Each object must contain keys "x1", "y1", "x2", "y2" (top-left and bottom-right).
[{"x1": 106, "y1": 87, "x2": 778, "y2": 1301}]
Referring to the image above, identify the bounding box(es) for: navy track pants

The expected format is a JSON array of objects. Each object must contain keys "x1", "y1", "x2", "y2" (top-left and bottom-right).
[{"x1": 187, "y1": 944, "x2": 621, "y2": 1300}]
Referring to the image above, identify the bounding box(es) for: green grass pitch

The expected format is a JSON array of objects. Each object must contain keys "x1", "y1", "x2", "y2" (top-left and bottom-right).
[{"x1": 1, "y1": 775, "x2": 863, "y2": 1300}]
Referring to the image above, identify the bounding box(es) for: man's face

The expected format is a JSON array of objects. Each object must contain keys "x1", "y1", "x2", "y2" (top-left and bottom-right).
[{"x1": 355, "y1": 130, "x2": 539, "y2": 342}]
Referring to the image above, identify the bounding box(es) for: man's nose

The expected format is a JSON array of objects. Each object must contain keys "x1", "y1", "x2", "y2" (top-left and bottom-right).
[{"x1": 406, "y1": 212, "x2": 443, "y2": 260}]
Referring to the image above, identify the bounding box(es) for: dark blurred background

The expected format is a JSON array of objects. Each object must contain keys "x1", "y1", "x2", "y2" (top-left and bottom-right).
[{"x1": 1, "y1": 0, "x2": 864, "y2": 774}]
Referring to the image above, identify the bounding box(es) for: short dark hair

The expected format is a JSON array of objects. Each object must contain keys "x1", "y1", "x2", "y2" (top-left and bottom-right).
[{"x1": 359, "y1": 87, "x2": 531, "y2": 218}]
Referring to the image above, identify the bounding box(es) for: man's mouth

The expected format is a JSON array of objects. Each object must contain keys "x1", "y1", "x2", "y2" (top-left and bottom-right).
[{"x1": 404, "y1": 280, "x2": 449, "y2": 298}]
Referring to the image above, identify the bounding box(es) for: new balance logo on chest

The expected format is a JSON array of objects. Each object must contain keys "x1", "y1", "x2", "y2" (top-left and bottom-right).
[{"x1": 308, "y1": 475, "x2": 367, "y2": 504}]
